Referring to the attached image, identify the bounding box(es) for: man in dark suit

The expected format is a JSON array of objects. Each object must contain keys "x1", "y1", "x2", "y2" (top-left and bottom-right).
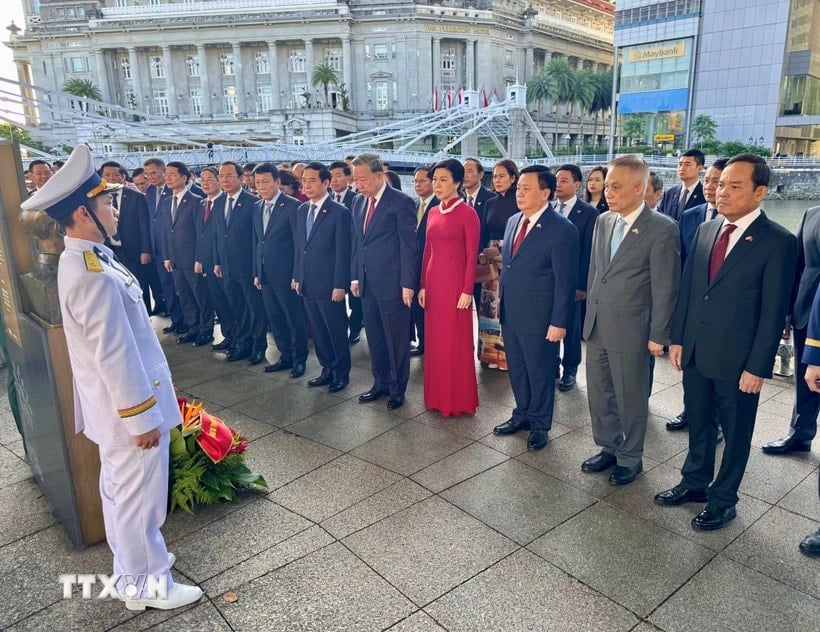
[
  {"x1": 658, "y1": 148, "x2": 706, "y2": 222},
  {"x1": 667, "y1": 158, "x2": 728, "y2": 433},
  {"x1": 329, "y1": 161, "x2": 362, "y2": 344},
  {"x1": 463, "y1": 158, "x2": 495, "y2": 309},
  {"x1": 100, "y1": 162, "x2": 153, "y2": 313},
  {"x1": 212, "y1": 162, "x2": 265, "y2": 364},
  {"x1": 143, "y1": 157, "x2": 183, "y2": 333},
  {"x1": 158, "y1": 161, "x2": 213, "y2": 346},
  {"x1": 410, "y1": 165, "x2": 438, "y2": 356},
  {"x1": 351, "y1": 153, "x2": 418, "y2": 410},
  {"x1": 656, "y1": 154, "x2": 798, "y2": 530},
  {"x1": 583, "y1": 155, "x2": 680, "y2": 486},
  {"x1": 552, "y1": 164, "x2": 599, "y2": 392},
  {"x1": 252, "y1": 162, "x2": 308, "y2": 379},
  {"x1": 762, "y1": 203, "x2": 820, "y2": 455},
  {"x1": 492, "y1": 166, "x2": 579, "y2": 450},
  {"x1": 293, "y1": 162, "x2": 352, "y2": 393}
]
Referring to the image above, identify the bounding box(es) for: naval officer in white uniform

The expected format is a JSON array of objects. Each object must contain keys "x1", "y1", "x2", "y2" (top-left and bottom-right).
[{"x1": 21, "y1": 146, "x2": 202, "y2": 612}]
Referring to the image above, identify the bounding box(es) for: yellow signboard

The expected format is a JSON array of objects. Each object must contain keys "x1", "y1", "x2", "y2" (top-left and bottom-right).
[
  {"x1": 628, "y1": 42, "x2": 685, "y2": 63},
  {"x1": 654, "y1": 134, "x2": 675, "y2": 142}
]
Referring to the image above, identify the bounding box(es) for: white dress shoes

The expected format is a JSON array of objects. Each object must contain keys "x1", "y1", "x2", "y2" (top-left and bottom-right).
[{"x1": 125, "y1": 582, "x2": 203, "y2": 611}]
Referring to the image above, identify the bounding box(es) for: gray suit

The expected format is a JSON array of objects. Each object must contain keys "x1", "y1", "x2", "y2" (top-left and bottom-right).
[{"x1": 584, "y1": 206, "x2": 680, "y2": 467}]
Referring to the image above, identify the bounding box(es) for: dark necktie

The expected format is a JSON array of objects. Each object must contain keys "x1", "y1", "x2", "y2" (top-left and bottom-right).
[
  {"x1": 708, "y1": 224, "x2": 737, "y2": 282},
  {"x1": 306, "y1": 203, "x2": 316, "y2": 238},
  {"x1": 111, "y1": 192, "x2": 119, "y2": 210},
  {"x1": 203, "y1": 199, "x2": 212, "y2": 222},
  {"x1": 263, "y1": 201, "x2": 272, "y2": 232},
  {"x1": 511, "y1": 217, "x2": 530, "y2": 257},
  {"x1": 364, "y1": 197, "x2": 376, "y2": 232},
  {"x1": 225, "y1": 197, "x2": 234, "y2": 224},
  {"x1": 467, "y1": 195, "x2": 475, "y2": 208},
  {"x1": 678, "y1": 187, "x2": 689, "y2": 214},
  {"x1": 336, "y1": 193, "x2": 343, "y2": 204},
  {"x1": 171, "y1": 196, "x2": 178, "y2": 224}
]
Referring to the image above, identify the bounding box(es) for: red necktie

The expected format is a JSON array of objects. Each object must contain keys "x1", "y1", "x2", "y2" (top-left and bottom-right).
[
  {"x1": 708, "y1": 224, "x2": 737, "y2": 282},
  {"x1": 511, "y1": 217, "x2": 530, "y2": 257},
  {"x1": 203, "y1": 199, "x2": 212, "y2": 222},
  {"x1": 364, "y1": 197, "x2": 376, "y2": 232}
]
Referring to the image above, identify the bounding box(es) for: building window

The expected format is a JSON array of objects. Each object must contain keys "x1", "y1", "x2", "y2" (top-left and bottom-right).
[
  {"x1": 375, "y1": 80, "x2": 389, "y2": 110},
  {"x1": 442, "y1": 47, "x2": 456, "y2": 75},
  {"x1": 504, "y1": 49, "x2": 514, "y2": 67},
  {"x1": 150, "y1": 56, "x2": 164, "y2": 79},
  {"x1": 186, "y1": 56, "x2": 200, "y2": 77},
  {"x1": 115, "y1": 0, "x2": 128, "y2": 6},
  {"x1": 124, "y1": 89, "x2": 136, "y2": 109},
  {"x1": 291, "y1": 82, "x2": 306, "y2": 108},
  {"x1": 392, "y1": 80, "x2": 398, "y2": 105},
  {"x1": 292, "y1": 135, "x2": 305, "y2": 146},
  {"x1": 102, "y1": 143, "x2": 113, "y2": 153},
  {"x1": 190, "y1": 87, "x2": 202, "y2": 115},
  {"x1": 254, "y1": 51, "x2": 269, "y2": 75},
  {"x1": 223, "y1": 86, "x2": 238, "y2": 115},
  {"x1": 150, "y1": 0, "x2": 161, "y2": 5},
  {"x1": 256, "y1": 85, "x2": 272, "y2": 113},
  {"x1": 325, "y1": 48, "x2": 342, "y2": 72},
  {"x1": 152, "y1": 88, "x2": 169, "y2": 116},
  {"x1": 220, "y1": 54, "x2": 234, "y2": 76},
  {"x1": 120, "y1": 57, "x2": 131, "y2": 79},
  {"x1": 68, "y1": 57, "x2": 86, "y2": 73},
  {"x1": 374, "y1": 44, "x2": 388, "y2": 61},
  {"x1": 289, "y1": 50, "x2": 305, "y2": 73}
]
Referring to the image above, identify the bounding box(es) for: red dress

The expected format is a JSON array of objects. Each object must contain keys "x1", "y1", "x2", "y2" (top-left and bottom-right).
[{"x1": 421, "y1": 198, "x2": 480, "y2": 416}]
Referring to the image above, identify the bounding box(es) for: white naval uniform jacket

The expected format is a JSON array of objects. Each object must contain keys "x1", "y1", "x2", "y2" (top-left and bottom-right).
[{"x1": 59, "y1": 236, "x2": 181, "y2": 447}]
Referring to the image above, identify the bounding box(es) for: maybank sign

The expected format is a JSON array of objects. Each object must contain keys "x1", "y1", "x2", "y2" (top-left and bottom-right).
[{"x1": 627, "y1": 42, "x2": 686, "y2": 63}]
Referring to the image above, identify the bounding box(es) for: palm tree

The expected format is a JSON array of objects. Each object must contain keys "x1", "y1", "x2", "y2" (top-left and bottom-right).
[
  {"x1": 62, "y1": 78, "x2": 102, "y2": 112},
  {"x1": 311, "y1": 63, "x2": 339, "y2": 107},
  {"x1": 544, "y1": 56, "x2": 574, "y2": 117},
  {"x1": 526, "y1": 70, "x2": 558, "y2": 117},
  {"x1": 588, "y1": 71, "x2": 613, "y2": 148},
  {"x1": 566, "y1": 69, "x2": 595, "y2": 139}
]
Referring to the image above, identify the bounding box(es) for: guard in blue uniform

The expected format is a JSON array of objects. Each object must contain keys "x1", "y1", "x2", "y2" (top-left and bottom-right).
[{"x1": 20, "y1": 146, "x2": 202, "y2": 611}]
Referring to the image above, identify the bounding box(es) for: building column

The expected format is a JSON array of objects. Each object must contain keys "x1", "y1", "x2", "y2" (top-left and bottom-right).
[
  {"x1": 576, "y1": 57, "x2": 584, "y2": 70},
  {"x1": 197, "y1": 44, "x2": 212, "y2": 116},
  {"x1": 341, "y1": 36, "x2": 351, "y2": 89},
  {"x1": 432, "y1": 36, "x2": 441, "y2": 94},
  {"x1": 525, "y1": 46, "x2": 534, "y2": 81},
  {"x1": 127, "y1": 47, "x2": 144, "y2": 110},
  {"x1": 303, "y1": 38, "x2": 314, "y2": 101},
  {"x1": 232, "y1": 43, "x2": 246, "y2": 114},
  {"x1": 161, "y1": 45, "x2": 177, "y2": 116},
  {"x1": 465, "y1": 38, "x2": 475, "y2": 89},
  {"x1": 16, "y1": 61, "x2": 38, "y2": 125},
  {"x1": 268, "y1": 41, "x2": 280, "y2": 109},
  {"x1": 93, "y1": 49, "x2": 111, "y2": 104}
]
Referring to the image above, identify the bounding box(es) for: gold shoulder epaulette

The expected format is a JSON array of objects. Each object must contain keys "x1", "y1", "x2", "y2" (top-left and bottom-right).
[{"x1": 83, "y1": 250, "x2": 104, "y2": 273}]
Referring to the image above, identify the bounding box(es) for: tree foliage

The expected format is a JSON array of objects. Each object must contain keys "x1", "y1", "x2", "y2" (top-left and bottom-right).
[
  {"x1": 310, "y1": 63, "x2": 340, "y2": 107},
  {"x1": 62, "y1": 78, "x2": 102, "y2": 111}
]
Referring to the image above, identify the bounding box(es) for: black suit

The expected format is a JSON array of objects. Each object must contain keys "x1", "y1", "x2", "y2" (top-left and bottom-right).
[
  {"x1": 465, "y1": 186, "x2": 496, "y2": 310},
  {"x1": 212, "y1": 189, "x2": 266, "y2": 352},
  {"x1": 253, "y1": 192, "x2": 308, "y2": 365},
  {"x1": 111, "y1": 187, "x2": 153, "y2": 312},
  {"x1": 658, "y1": 182, "x2": 706, "y2": 222},
  {"x1": 673, "y1": 211, "x2": 797, "y2": 509},
  {"x1": 294, "y1": 197, "x2": 352, "y2": 380},
  {"x1": 351, "y1": 185, "x2": 418, "y2": 397},
  {"x1": 196, "y1": 194, "x2": 235, "y2": 343},
  {"x1": 331, "y1": 188, "x2": 363, "y2": 335},
  {"x1": 146, "y1": 183, "x2": 182, "y2": 325},
  {"x1": 410, "y1": 195, "x2": 439, "y2": 347},
  {"x1": 159, "y1": 190, "x2": 213, "y2": 336}
]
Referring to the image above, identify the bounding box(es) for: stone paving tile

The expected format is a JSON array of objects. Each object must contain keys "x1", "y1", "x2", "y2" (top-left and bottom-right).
[
  {"x1": 286, "y1": 398, "x2": 404, "y2": 452},
  {"x1": 4, "y1": 438, "x2": 26, "y2": 461},
  {"x1": 426, "y1": 549, "x2": 638, "y2": 631},
  {"x1": 272, "y1": 454, "x2": 402, "y2": 522},
  {"x1": 242, "y1": 430, "x2": 341, "y2": 490},
  {"x1": 188, "y1": 371, "x2": 284, "y2": 408},
  {"x1": 604, "y1": 462, "x2": 773, "y2": 553},
  {"x1": 441, "y1": 460, "x2": 598, "y2": 545},
  {"x1": 528, "y1": 502, "x2": 714, "y2": 617},
  {"x1": 349, "y1": 421, "x2": 472, "y2": 476},
  {"x1": 411, "y1": 442, "x2": 509, "y2": 494},
  {"x1": 385, "y1": 610, "x2": 446, "y2": 631},
  {"x1": 200, "y1": 525, "x2": 335, "y2": 598},
  {"x1": 477, "y1": 428, "x2": 531, "y2": 457},
  {"x1": 0, "y1": 477, "x2": 58, "y2": 547},
  {"x1": 0, "y1": 406, "x2": 22, "y2": 445},
  {"x1": 320, "y1": 478, "x2": 431, "y2": 539},
  {"x1": 145, "y1": 601, "x2": 232, "y2": 631},
  {"x1": 777, "y1": 468, "x2": 820, "y2": 521},
  {"x1": 650, "y1": 358, "x2": 684, "y2": 387},
  {"x1": 343, "y1": 496, "x2": 517, "y2": 606},
  {"x1": 171, "y1": 498, "x2": 312, "y2": 582},
  {"x1": 0, "y1": 444, "x2": 31, "y2": 490},
  {"x1": 230, "y1": 381, "x2": 342, "y2": 427},
  {"x1": 211, "y1": 408, "x2": 277, "y2": 442},
  {"x1": 170, "y1": 357, "x2": 247, "y2": 390},
  {"x1": 552, "y1": 388, "x2": 595, "y2": 428},
  {"x1": 414, "y1": 404, "x2": 510, "y2": 441},
  {"x1": 325, "y1": 366, "x2": 377, "y2": 401},
  {"x1": 6, "y1": 593, "x2": 134, "y2": 631},
  {"x1": 723, "y1": 506, "x2": 820, "y2": 599},
  {"x1": 162, "y1": 493, "x2": 260, "y2": 545},
  {"x1": 642, "y1": 414, "x2": 690, "y2": 463},
  {"x1": 215, "y1": 542, "x2": 415, "y2": 631},
  {"x1": 649, "y1": 555, "x2": 820, "y2": 632},
  {"x1": 647, "y1": 386, "x2": 685, "y2": 421}
]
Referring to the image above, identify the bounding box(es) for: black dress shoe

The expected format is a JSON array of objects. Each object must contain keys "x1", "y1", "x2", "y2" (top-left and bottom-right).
[
  {"x1": 248, "y1": 350, "x2": 266, "y2": 366},
  {"x1": 527, "y1": 429, "x2": 548, "y2": 450},
  {"x1": 264, "y1": 359, "x2": 293, "y2": 373},
  {"x1": 609, "y1": 462, "x2": 642, "y2": 485},
  {"x1": 176, "y1": 332, "x2": 198, "y2": 344},
  {"x1": 581, "y1": 451, "x2": 617, "y2": 473},
  {"x1": 666, "y1": 411, "x2": 688, "y2": 431},
  {"x1": 493, "y1": 418, "x2": 530, "y2": 435},
  {"x1": 308, "y1": 374, "x2": 332, "y2": 387},
  {"x1": 162, "y1": 325, "x2": 177, "y2": 334},
  {"x1": 349, "y1": 331, "x2": 361, "y2": 344},
  {"x1": 328, "y1": 377, "x2": 349, "y2": 393},
  {"x1": 192, "y1": 334, "x2": 214, "y2": 347},
  {"x1": 558, "y1": 374, "x2": 576, "y2": 392},
  {"x1": 409, "y1": 346, "x2": 424, "y2": 357},
  {"x1": 290, "y1": 363, "x2": 306, "y2": 378},
  {"x1": 226, "y1": 346, "x2": 251, "y2": 362},
  {"x1": 387, "y1": 395, "x2": 405, "y2": 410},
  {"x1": 654, "y1": 484, "x2": 708, "y2": 506},
  {"x1": 691, "y1": 505, "x2": 736, "y2": 531},
  {"x1": 358, "y1": 387, "x2": 388, "y2": 403},
  {"x1": 762, "y1": 435, "x2": 812, "y2": 455},
  {"x1": 799, "y1": 529, "x2": 820, "y2": 557},
  {"x1": 211, "y1": 339, "x2": 233, "y2": 351}
]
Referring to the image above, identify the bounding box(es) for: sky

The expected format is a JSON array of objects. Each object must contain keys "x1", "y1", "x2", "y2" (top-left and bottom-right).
[{"x1": 0, "y1": 1, "x2": 27, "y2": 122}]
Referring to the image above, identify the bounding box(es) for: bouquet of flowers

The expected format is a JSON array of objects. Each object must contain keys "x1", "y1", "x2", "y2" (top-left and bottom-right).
[{"x1": 168, "y1": 398, "x2": 268, "y2": 513}]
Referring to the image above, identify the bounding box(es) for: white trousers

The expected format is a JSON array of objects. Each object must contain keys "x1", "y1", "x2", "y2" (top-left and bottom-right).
[{"x1": 98, "y1": 432, "x2": 173, "y2": 597}]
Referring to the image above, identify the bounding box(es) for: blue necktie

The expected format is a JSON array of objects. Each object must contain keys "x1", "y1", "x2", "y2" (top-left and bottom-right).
[
  {"x1": 610, "y1": 217, "x2": 627, "y2": 261},
  {"x1": 305, "y1": 203, "x2": 316, "y2": 238}
]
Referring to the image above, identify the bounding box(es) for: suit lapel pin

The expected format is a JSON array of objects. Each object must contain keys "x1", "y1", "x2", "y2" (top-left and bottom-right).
[
  {"x1": 745, "y1": 236, "x2": 754, "y2": 242},
  {"x1": 631, "y1": 228, "x2": 640, "y2": 234},
  {"x1": 535, "y1": 223, "x2": 542, "y2": 229}
]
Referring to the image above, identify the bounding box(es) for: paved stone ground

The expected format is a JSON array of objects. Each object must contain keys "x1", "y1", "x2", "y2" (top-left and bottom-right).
[{"x1": 0, "y1": 319, "x2": 818, "y2": 631}]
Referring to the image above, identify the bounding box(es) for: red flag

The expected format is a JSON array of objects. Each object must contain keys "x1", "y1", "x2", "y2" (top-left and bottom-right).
[
  {"x1": 433, "y1": 85, "x2": 439, "y2": 111},
  {"x1": 491, "y1": 87, "x2": 499, "y2": 104},
  {"x1": 446, "y1": 87, "x2": 452, "y2": 108},
  {"x1": 480, "y1": 87, "x2": 489, "y2": 107},
  {"x1": 456, "y1": 87, "x2": 463, "y2": 105}
]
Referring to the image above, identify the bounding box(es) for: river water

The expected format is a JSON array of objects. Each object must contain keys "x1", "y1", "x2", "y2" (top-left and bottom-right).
[{"x1": 766, "y1": 199, "x2": 820, "y2": 234}]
